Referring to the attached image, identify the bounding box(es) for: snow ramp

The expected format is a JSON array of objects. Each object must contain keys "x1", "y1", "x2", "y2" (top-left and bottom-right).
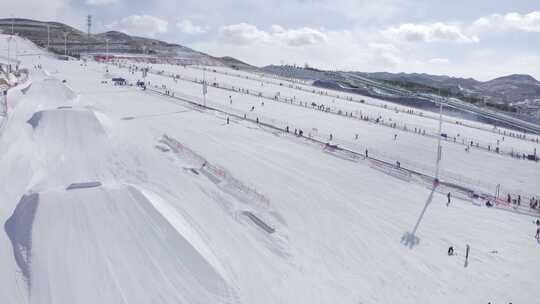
[
  {"x1": 7, "y1": 184, "x2": 237, "y2": 304},
  {"x1": 26, "y1": 108, "x2": 111, "y2": 188}
]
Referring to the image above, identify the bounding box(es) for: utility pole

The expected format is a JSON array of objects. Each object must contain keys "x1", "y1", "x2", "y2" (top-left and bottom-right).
[
  {"x1": 105, "y1": 38, "x2": 109, "y2": 72},
  {"x1": 14, "y1": 35, "x2": 18, "y2": 64},
  {"x1": 11, "y1": 14, "x2": 14, "y2": 35},
  {"x1": 87, "y1": 15, "x2": 92, "y2": 37},
  {"x1": 47, "y1": 24, "x2": 50, "y2": 49},
  {"x1": 6, "y1": 36, "x2": 11, "y2": 73},
  {"x1": 202, "y1": 69, "x2": 207, "y2": 107}
]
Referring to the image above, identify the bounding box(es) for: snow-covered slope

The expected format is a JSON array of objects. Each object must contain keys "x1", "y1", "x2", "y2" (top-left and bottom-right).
[{"x1": 1, "y1": 34, "x2": 539, "y2": 304}]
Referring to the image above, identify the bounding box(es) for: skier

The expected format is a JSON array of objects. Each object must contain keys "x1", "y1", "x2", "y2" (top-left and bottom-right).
[
  {"x1": 394, "y1": 134, "x2": 397, "y2": 140},
  {"x1": 465, "y1": 244, "x2": 470, "y2": 262},
  {"x1": 365, "y1": 149, "x2": 368, "y2": 158},
  {"x1": 448, "y1": 246, "x2": 454, "y2": 256},
  {"x1": 447, "y1": 192, "x2": 451, "y2": 206},
  {"x1": 536, "y1": 227, "x2": 540, "y2": 239},
  {"x1": 226, "y1": 117, "x2": 229, "y2": 124}
]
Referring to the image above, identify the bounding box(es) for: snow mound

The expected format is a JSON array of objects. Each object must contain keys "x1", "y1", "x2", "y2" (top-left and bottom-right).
[
  {"x1": 10, "y1": 184, "x2": 238, "y2": 304},
  {"x1": 28, "y1": 78, "x2": 77, "y2": 106},
  {"x1": 25, "y1": 108, "x2": 112, "y2": 191},
  {"x1": 27, "y1": 108, "x2": 106, "y2": 154}
]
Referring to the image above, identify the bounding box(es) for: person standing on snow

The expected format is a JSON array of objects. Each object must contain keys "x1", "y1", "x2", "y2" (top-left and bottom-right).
[
  {"x1": 536, "y1": 227, "x2": 540, "y2": 239},
  {"x1": 447, "y1": 192, "x2": 451, "y2": 206}
]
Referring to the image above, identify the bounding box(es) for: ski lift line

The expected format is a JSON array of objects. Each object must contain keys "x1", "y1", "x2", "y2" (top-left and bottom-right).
[
  {"x1": 168, "y1": 64, "x2": 539, "y2": 151},
  {"x1": 127, "y1": 61, "x2": 540, "y2": 143},
  {"x1": 142, "y1": 86, "x2": 539, "y2": 215},
  {"x1": 111, "y1": 62, "x2": 538, "y2": 164},
  {"x1": 191, "y1": 66, "x2": 540, "y2": 139},
  {"x1": 114, "y1": 62, "x2": 534, "y2": 159}
]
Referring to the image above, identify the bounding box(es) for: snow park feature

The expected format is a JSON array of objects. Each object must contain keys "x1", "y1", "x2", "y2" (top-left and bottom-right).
[{"x1": 0, "y1": 33, "x2": 539, "y2": 304}]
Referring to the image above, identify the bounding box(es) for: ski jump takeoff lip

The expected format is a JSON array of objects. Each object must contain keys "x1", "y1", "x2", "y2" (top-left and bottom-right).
[{"x1": 66, "y1": 181, "x2": 102, "y2": 191}]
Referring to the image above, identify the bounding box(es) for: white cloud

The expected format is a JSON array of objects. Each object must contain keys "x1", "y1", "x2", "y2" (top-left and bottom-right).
[
  {"x1": 176, "y1": 19, "x2": 208, "y2": 34},
  {"x1": 272, "y1": 26, "x2": 328, "y2": 46},
  {"x1": 0, "y1": 0, "x2": 84, "y2": 28},
  {"x1": 219, "y1": 23, "x2": 328, "y2": 47},
  {"x1": 108, "y1": 15, "x2": 168, "y2": 38},
  {"x1": 367, "y1": 43, "x2": 402, "y2": 68},
  {"x1": 473, "y1": 11, "x2": 540, "y2": 33},
  {"x1": 219, "y1": 23, "x2": 270, "y2": 44},
  {"x1": 195, "y1": 26, "x2": 404, "y2": 72},
  {"x1": 428, "y1": 58, "x2": 450, "y2": 64},
  {"x1": 382, "y1": 22, "x2": 479, "y2": 43},
  {"x1": 86, "y1": 0, "x2": 119, "y2": 5}
]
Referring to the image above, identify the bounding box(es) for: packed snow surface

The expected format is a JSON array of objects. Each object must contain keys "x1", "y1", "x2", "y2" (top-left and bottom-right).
[{"x1": 0, "y1": 34, "x2": 539, "y2": 304}]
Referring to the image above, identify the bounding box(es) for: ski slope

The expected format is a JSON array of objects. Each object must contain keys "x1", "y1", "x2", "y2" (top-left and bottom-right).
[{"x1": 0, "y1": 34, "x2": 539, "y2": 304}]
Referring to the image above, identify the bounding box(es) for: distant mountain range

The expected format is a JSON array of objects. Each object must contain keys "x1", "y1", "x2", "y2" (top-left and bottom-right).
[
  {"x1": 0, "y1": 18, "x2": 255, "y2": 70},
  {"x1": 358, "y1": 72, "x2": 540, "y2": 104},
  {"x1": 262, "y1": 65, "x2": 540, "y2": 109}
]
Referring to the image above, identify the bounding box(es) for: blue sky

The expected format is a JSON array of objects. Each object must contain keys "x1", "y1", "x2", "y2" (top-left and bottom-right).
[{"x1": 1, "y1": 0, "x2": 540, "y2": 80}]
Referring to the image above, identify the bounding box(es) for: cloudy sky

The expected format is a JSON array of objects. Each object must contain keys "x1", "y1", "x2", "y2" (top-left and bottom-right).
[{"x1": 1, "y1": 0, "x2": 540, "y2": 80}]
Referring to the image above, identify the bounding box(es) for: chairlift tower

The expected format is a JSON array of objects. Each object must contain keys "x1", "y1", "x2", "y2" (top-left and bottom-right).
[
  {"x1": 434, "y1": 91, "x2": 444, "y2": 182},
  {"x1": 105, "y1": 38, "x2": 110, "y2": 72},
  {"x1": 87, "y1": 15, "x2": 92, "y2": 37}
]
